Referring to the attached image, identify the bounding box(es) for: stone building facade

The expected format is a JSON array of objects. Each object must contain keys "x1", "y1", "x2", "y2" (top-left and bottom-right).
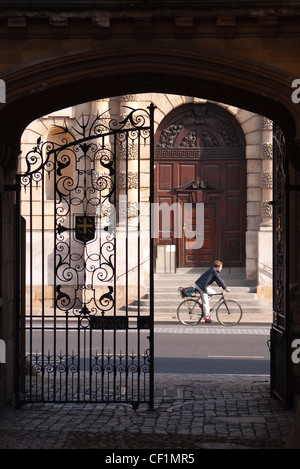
[{"x1": 20, "y1": 93, "x2": 274, "y2": 304}]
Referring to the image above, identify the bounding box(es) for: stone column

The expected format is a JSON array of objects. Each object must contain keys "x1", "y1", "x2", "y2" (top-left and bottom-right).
[
  {"x1": 260, "y1": 117, "x2": 273, "y2": 227},
  {"x1": 118, "y1": 95, "x2": 139, "y2": 223},
  {"x1": 91, "y1": 98, "x2": 111, "y2": 220},
  {"x1": 257, "y1": 117, "x2": 273, "y2": 300},
  {"x1": 116, "y1": 95, "x2": 141, "y2": 304}
]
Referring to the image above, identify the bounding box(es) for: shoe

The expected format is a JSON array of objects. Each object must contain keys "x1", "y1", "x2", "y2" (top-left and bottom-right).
[{"x1": 205, "y1": 318, "x2": 212, "y2": 323}]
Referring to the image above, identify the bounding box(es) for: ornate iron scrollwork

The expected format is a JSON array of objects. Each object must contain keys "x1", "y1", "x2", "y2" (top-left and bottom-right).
[
  {"x1": 17, "y1": 105, "x2": 155, "y2": 407},
  {"x1": 272, "y1": 124, "x2": 287, "y2": 324}
]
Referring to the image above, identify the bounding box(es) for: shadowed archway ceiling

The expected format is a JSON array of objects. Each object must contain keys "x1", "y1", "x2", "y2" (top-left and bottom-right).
[{"x1": 0, "y1": 1, "x2": 300, "y2": 170}]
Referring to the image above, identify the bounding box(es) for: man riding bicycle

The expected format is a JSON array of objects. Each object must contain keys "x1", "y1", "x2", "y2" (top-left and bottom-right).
[{"x1": 195, "y1": 260, "x2": 231, "y2": 323}]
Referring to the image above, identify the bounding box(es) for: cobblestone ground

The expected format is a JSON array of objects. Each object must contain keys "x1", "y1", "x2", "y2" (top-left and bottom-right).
[{"x1": 0, "y1": 374, "x2": 294, "y2": 449}]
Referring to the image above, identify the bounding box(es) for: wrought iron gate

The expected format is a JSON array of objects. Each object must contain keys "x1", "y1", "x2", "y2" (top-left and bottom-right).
[
  {"x1": 14, "y1": 104, "x2": 155, "y2": 407},
  {"x1": 270, "y1": 123, "x2": 290, "y2": 406}
]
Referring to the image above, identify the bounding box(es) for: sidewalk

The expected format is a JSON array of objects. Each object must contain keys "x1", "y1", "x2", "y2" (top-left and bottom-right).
[
  {"x1": 0, "y1": 373, "x2": 295, "y2": 450},
  {"x1": 154, "y1": 310, "x2": 273, "y2": 325}
]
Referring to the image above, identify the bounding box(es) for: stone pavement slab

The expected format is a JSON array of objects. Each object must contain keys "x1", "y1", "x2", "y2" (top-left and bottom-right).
[{"x1": 0, "y1": 374, "x2": 294, "y2": 450}]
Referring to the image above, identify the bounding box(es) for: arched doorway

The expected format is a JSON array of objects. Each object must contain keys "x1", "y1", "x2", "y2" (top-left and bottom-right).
[
  {"x1": 1, "y1": 42, "x2": 299, "y2": 410},
  {"x1": 154, "y1": 102, "x2": 246, "y2": 268}
]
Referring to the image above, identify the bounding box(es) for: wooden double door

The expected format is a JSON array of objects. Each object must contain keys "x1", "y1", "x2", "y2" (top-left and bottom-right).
[{"x1": 155, "y1": 158, "x2": 246, "y2": 268}]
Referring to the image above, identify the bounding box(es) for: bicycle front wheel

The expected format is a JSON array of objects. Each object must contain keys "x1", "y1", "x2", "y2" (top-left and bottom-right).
[
  {"x1": 177, "y1": 299, "x2": 203, "y2": 326},
  {"x1": 216, "y1": 300, "x2": 242, "y2": 327}
]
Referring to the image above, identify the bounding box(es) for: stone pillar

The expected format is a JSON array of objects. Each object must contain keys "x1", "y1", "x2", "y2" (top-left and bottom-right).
[
  {"x1": 91, "y1": 98, "x2": 111, "y2": 220},
  {"x1": 257, "y1": 117, "x2": 273, "y2": 301},
  {"x1": 243, "y1": 113, "x2": 263, "y2": 282},
  {"x1": 118, "y1": 95, "x2": 139, "y2": 223},
  {"x1": 115, "y1": 95, "x2": 143, "y2": 304}
]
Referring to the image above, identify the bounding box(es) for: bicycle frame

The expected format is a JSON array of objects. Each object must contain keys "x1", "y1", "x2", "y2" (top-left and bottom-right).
[
  {"x1": 177, "y1": 289, "x2": 242, "y2": 327},
  {"x1": 208, "y1": 292, "x2": 228, "y2": 314},
  {"x1": 194, "y1": 290, "x2": 227, "y2": 315}
]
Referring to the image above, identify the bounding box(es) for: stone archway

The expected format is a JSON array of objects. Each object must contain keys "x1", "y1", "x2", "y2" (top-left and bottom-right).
[
  {"x1": 0, "y1": 33, "x2": 300, "y2": 408},
  {"x1": 1, "y1": 45, "x2": 300, "y2": 173}
]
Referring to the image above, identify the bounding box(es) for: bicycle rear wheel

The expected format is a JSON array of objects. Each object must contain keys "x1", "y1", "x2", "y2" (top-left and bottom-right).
[
  {"x1": 177, "y1": 299, "x2": 203, "y2": 325},
  {"x1": 216, "y1": 300, "x2": 242, "y2": 326}
]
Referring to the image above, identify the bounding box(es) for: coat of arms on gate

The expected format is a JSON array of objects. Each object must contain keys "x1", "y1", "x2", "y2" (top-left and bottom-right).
[{"x1": 75, "y1": 215, "x2": 96, "y2": 243}]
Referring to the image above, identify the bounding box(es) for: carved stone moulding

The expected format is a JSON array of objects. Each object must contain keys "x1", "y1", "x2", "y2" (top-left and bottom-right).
[
  {"x1": 261, "y1": 117, "x2": 273, "y2": 131},
  {"x1": 261, "y1": 143, "x2": 273, "y2": 159},
  {"x1": 261, "y1": 171, "x2": 273, "y2": 189},
  {"x1": 155, "y1": 147, "x2": 243, "y2": 159},
  {"x1": 261, "y1": 200, "x2": 272, "y2": 217},
  {"x1": 119, "y1": 201, "x2": 139, "y2": 218},
  {"x1": 117, "y1": 142, "x2": 139, "y2": 160},
  {"x1": 118, "y1": 171, "x2": 138, "y2": 189}
]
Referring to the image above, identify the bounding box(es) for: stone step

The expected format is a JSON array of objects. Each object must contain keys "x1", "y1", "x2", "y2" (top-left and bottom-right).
[
  {"x1": 124, "y1": 268, "x2": 272, "y2": 316},
  {"x1": 123, "y1": 269, "x2": 271, "y2": 317},
  {"x1": 132, "y1": 290, "x2": 270, "y2": 303},
  {"x1": 154, "y1": 280, "x2": 256, "y2": 288},
  {"x1": 156, "y1": 285, "x2": 255, "y2": 291},
  {"x1": 124, "y1": 298, "x2": 272, "y2": 313},
  {"x1": 155, "y1": 272, "x2": 251, "y2": 279},
  {"x1": 123, "y1": 306, "x2": 272, "y2": 314},
  {"x1": 143, "y1": 290, "x2": 267, "y2": 302},
  {"x1": 154, "y1": 269, "x2": 255, "y2": 283},
  {"x1": 130, "y1": 295, "x2": 269, "y2": 306}
]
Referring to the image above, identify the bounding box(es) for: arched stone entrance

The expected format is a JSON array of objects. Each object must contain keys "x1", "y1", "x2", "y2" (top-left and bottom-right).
[{"x1": 0, "y1": 5, "x2": 300, "y2": 409}]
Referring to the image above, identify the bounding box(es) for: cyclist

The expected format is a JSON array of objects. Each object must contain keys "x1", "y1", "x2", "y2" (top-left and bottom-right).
[{"x1": 195, "y1": 260, "x2": 231, "y2": 323}]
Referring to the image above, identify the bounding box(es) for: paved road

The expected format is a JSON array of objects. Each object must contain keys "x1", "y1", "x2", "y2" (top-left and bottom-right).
[
  {"x1": 154, "y1": 324, "x2": 270, "y2": 375},
  {"x1": 28, "y1": 322, "x2": 271, "y2": 375}
]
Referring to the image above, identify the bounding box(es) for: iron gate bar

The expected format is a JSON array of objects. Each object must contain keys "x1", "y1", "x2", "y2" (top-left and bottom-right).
[
  {"x1": 13, "y1": 104, "x2": 155, "y2": 408},
  {"x1": 149, "y1": 103, "x2": 155, "y2": 409},
  {"x1": 271, "y1": 123, "x2": 290, "y2": 407}
]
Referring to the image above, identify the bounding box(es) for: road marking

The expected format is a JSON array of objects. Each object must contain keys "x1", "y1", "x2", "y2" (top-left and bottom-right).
[
  {"x1": 208, "y1": 355, "x2": 265, "y2": 359},
  {"x1": 154, "y1": 327, "x2": 270, "y2": 335}
]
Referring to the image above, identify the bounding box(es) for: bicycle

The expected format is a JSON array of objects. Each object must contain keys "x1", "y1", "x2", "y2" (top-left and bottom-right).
[{"x1": 177, "y1": 288, "x2": 243, "y2": 327}]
